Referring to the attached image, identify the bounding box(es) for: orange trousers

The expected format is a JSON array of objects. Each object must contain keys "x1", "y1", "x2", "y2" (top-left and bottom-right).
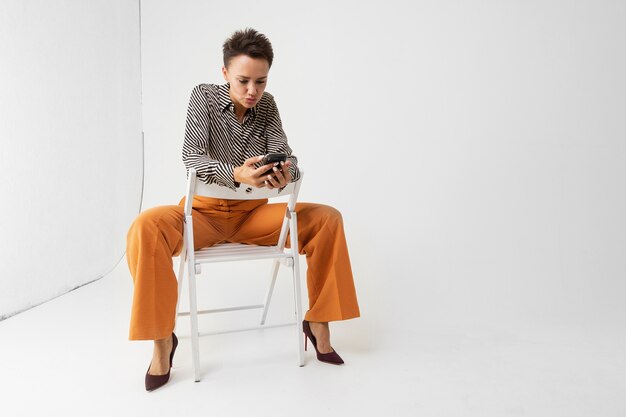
[{"x1": 126, "y1": 195, "x2": 361, "y2": 340}]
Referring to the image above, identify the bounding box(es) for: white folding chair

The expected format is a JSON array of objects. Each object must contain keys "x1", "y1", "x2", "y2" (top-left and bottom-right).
[{"x1": 175, "y1": 168, "x2": 305, "y2": 382}]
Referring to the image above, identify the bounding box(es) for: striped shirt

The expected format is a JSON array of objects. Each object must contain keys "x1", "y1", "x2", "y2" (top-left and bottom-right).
[{"x1": 181, "y1": 82, "x2": 300, "y2": 191}]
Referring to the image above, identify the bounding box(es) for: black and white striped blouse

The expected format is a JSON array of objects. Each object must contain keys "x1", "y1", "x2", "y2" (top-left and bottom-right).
[{"x1": 181, "y1": 82, "x2": 300, "y2": 190}]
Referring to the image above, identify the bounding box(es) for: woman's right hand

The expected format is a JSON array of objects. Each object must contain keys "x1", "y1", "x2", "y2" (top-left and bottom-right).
[{"x1": 233, "y1": 155, "x2": 277, "y2": 188}]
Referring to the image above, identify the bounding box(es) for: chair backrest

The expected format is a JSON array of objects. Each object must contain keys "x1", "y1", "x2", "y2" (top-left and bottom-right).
[{"x1": 183, "y1": 168, "x2": 304, "y2": 217}]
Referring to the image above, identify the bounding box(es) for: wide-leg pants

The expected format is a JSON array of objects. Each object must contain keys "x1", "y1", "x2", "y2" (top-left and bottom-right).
[{"x1": 126, "y1": 195, "x2": 361, "y2": 340}]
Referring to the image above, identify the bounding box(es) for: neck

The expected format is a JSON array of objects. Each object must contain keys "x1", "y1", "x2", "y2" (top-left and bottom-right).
[
  {"x1": 228, "y1": 88, "x2": 247, "y2": 121},
  {"x1": 233, "y1": 104, "x2": 247, "y2": 121}
]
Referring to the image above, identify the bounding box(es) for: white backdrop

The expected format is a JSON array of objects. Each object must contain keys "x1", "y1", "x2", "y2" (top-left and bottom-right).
[
  {"x1": 0, "y1": 2, "x2": 623, "y2": 415},
  {"x1": 140, "y1": 0, "x2": 626, "y2": 338},
  {"x1": 1, "y1": 0, "x2": 624, "y2": 339},
  {"x1": 0, "y1": 0, "x2": 142, "y2": 319}
]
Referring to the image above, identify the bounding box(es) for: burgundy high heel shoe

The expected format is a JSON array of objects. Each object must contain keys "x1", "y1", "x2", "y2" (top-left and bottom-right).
[
  {"x1": 145, "y1": 332, "x2": 178, "y2": 391},
  {"x1": 302, "y1": 320, "x2": 344, "y2": 365}
]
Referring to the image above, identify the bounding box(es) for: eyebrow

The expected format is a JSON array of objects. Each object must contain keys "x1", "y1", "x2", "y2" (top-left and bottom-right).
[{"x1": 236, "y1": 75, "x2": 268, "y2": 80}]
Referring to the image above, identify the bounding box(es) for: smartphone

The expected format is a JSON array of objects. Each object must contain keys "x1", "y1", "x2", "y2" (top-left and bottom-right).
[{"x1": 261, "y1": 153, "x2": 287, "y2": 176}]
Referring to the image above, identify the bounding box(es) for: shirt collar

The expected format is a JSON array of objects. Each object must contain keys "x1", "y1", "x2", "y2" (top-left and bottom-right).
[{"x1": 218, "y1": 82, "x2": 257, "y2": 118}]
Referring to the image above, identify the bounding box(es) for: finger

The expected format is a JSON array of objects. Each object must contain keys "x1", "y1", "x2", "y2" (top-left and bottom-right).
[
  {"x1": 272, "y1": 165, "x2": 285, "y2": 183},
  {"x1": 264, "y1": 179, "x2": 278, "y2": 189},
  {"x1": 246, "y1": 155, "x2": 265, "y2": 167},
  {"x1": 254, "y1": 162, "x2": 278, "y2": 176},
  {"x1": 266, "y1": 172, "x2": 280, "y2": 188},
  {"x1": 280, "y1": 161, "x2": 292, "y2": 183}
]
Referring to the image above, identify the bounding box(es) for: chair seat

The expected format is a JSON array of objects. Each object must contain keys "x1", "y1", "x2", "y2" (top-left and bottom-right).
[{"x1": 194, "y1": 242, "x2": 292, "y2": 263}]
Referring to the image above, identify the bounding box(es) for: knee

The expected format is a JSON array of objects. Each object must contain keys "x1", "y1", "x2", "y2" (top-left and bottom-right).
[
  {"x1": 126, "y1": 206, "x2": 183, "y2": 243},
  {"x1": 295, "y1": 203, "x2": 344, "y2": 228},
  {"x1": 127, "y1": 208, "x2": 158, "y2": 242},
  {"x1": 312, "y1": 204, "x2": 343, "y2": 226},
  {"x1": 325, "y1": 205, "x2": 343, "y2": 222}
]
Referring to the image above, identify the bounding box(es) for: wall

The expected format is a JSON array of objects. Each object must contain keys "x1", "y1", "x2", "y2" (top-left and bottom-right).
[
  {"x1": 140, "y1": 0, "x2": 626, "y2": 334},
  {"x1": 3, "y1": 0, "x2": 624, "y2": 335},
  {"x1": 0, "y1": 0, "x2": 142, "y2": 319}
]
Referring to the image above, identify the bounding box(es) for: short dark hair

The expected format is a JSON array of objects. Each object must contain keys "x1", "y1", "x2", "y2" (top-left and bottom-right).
[{"x1": 222, "y1": 28, "x2": 274, "y2": 68}]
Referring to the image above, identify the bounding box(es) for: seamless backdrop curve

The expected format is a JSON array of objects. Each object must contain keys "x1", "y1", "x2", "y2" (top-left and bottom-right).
[{"x1": 0, "y1": 0, "x2": 143, "y2": 319}]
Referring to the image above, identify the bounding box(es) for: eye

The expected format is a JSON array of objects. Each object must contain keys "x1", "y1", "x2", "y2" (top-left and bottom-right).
[
  {"x1": 256, "y1": 81, "x2": 266, "y2": 85},
  {"x1": 238, "y1": 80, "x2": 247, "y2": 84}
]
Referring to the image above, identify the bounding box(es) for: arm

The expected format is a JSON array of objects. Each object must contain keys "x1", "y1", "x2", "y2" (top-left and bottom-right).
[
  {"x1": 265, "y1": 95, "x2": 301, "y2": 183},
  {"x1": 181, "y1": 85, "x2": 239, "y2": 190}
]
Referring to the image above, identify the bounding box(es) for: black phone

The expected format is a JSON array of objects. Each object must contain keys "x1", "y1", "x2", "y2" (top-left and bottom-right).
[{"x1": 261, "y1": 153, "x2": 287, "y2": 176}]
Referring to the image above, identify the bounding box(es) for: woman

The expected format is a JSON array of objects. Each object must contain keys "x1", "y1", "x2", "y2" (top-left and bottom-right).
[{"x1": 126, "y1": 28, "x2": 360, "y2": 391}]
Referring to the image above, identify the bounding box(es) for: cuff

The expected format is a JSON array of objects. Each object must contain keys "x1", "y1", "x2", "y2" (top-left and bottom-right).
[{"x1": 215, "y1": 161, "x2": 239, "y2": 190}]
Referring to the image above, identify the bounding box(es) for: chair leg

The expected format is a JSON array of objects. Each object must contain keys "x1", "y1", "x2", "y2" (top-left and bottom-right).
[
  {"x1": 260, "y1": 259, "x2": 281, "y2": 325},
  {"x1": 188, "y1": 260, "x2": 201, "y2": 381},
  {"x1": 174, "y1": 242, "x2": 186, "y2": 334},
  {"x1": 289, "y1": 213, "x2": 305, "y2": 367},
  {"x1": 184, "y1": 222, "x2": 201, "y2": 382}
]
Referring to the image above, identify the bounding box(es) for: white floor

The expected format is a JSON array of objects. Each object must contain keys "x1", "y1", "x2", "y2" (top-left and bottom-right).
[{"x1": 1, "y1": 258, "x2": 625, "y2": 417}]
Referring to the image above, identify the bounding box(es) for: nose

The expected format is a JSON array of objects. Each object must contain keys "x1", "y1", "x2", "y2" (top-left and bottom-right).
[{"x1": 247, "y1": 82, "x2": 257, "y2": 96}]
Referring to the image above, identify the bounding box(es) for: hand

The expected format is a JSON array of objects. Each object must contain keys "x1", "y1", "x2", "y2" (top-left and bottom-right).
[
  {"x1": 233, "y1": 155, "x2": 280, "y2": 188},
  {"x1": 264, "y1": 160, "x2": 292, "y2": 189}
]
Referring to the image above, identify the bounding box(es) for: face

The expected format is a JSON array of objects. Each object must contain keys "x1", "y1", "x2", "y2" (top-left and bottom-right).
[{"x1": 222, "y1": 54, "x2": 270, "y2": 110}]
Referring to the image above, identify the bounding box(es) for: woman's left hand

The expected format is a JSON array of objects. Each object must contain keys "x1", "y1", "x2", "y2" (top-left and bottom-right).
[{"x1": 264, "y1": 160, "x2": 292, "y2": 189}]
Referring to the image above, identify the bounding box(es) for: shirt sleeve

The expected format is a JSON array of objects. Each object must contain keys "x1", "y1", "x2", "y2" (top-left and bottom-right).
[
  {"x1": 181, "y1": 85, "x2": 239, "y2": 190},
  {"x1": 265, "y1": 95, "x2": 301, "y2": 183}
]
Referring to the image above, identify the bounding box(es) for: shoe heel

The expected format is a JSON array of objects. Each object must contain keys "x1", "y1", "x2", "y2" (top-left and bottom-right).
[{"x1": 304, "y1": 333, "x2": 308, "y2": 351}]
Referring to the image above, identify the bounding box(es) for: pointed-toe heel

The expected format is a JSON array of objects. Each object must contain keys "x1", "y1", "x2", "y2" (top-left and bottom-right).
[
  {"x1": 302, "y1": 320, "x2": 344, "y2": 365},
  {"x1": 145, "y1": 332, "x2": 178, "y2": 391}
]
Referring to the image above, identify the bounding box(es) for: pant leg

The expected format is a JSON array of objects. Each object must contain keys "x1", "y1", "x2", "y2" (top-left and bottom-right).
[
  {"x1": 125, "y1": 202, "x2": 227, "y2": 340},
  {"x1": 230, "y1": 202, "x2": 360, "y2": 323}
]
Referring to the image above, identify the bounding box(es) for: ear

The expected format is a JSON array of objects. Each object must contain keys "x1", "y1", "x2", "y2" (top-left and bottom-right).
[{"x1": 221, "y1": 66, "x2": 228, "y2": 82}]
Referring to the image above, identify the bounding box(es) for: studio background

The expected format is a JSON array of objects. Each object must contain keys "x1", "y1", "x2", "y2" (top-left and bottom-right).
[
  {"x1": 0, "y1": 0, "x2": 142, "y2": 319},
  {"x1": 140, "y1": 0, "x2": 626, "y2": 341},
  {"x1": 1, "y1": 0, "x2": 625, "y2": 415}
]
